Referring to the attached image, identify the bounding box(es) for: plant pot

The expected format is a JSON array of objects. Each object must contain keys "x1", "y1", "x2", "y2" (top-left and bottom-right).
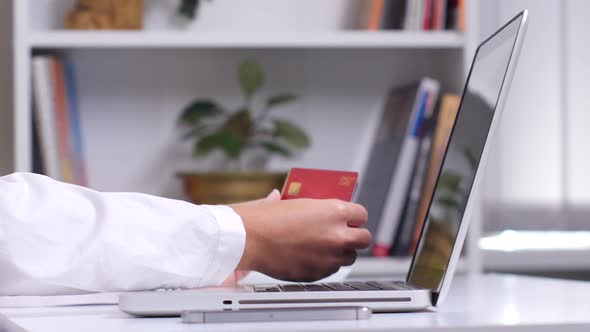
[
  {"x1": 178, "y1": 172, "x2": 287, "y2": 205},
  {"x1": 65, "y1": 0, "x2": 143, "y2": 30}
]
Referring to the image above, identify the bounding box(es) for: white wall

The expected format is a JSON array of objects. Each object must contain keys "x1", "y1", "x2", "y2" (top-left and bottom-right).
[
  {"x1": 482, "y1": 0, "x2": 590, "y2": 231},
  {"x1": 70, "y1": 48, "x2": 447, "y2": 197},
  {"x1": 28, "y1": 0, "x2": 364, "y2": 31},
  {"x1": 565, "y1": 0, "x2": 590, "y2": 207},
  {"x1": 21, "y1": 1, "x2": 465, "y2": 198},
  {"x1": 0, "y1": 0, "x2": 14, "y2": 175}
]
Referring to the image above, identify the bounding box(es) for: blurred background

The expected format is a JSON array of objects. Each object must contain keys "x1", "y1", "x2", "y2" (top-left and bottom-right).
[{"x1": 0, "y1": 0, "x2": 588, "y2": 281}]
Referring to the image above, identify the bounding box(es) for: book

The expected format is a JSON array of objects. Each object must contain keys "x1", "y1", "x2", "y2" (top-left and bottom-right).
[
  {"x1": 423, "y1": 0, "x2": 434, "y2": 30},
  {"x1": 368, "y1": 0, "x2": 459, "y2": 31},
  {"x1": 356, "y1": 83, "x2": 422, "y2": 252},
  {"x1": 403, "y1": 0, "x2": 416, "y2": 30},
  {"x1": 64, "y1": 60, "x2": 88, "y2": 186},
  {"x1": 31, "y1": 103, "x2": 44, "y2": 175},
  {"x1": 50, "y1": 58, "x2": 76, "y2": 184},
  {"x1": 31, "y1": 55, "x2": 87, "y2": 186},
  {"x1": 32, "y1": 56, "x2": 61, "y2": 180},
  {"x1": 367, "y1": 0, "x2": 386, "y2": 30},
  {"x1": 380, "y1": 0, "x2": 407, "y2": 30},
  {"x1": 445, "y1": 0, "x2": 459, "y2": 30},
  {"x1": 373, "y1": 78, "x2": 440, "y2": 257},
  {"x1": 432, "y1": 0, "x2": 448, "y2": 30},
  {"x1": 391, "y1": 91, "x2": 439, "y2": 256},
  {"x1": 413, "y1": 0, "x2": 425, "y2": 30},
  {"x1": 457, "y1": 0, "x2": 466, "y2": 31},
  {"x1": 410, "y1": 94, "x2": 460, "y2": 255}
]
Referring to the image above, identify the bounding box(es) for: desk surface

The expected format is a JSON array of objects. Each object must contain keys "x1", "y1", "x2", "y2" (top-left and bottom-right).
[{"x1": 2, "y1": 274, "x2": 590, "y2": 332}]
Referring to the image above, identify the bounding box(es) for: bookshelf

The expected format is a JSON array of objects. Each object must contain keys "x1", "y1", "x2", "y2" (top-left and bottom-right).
[
  {"x1": 11, "y1": 0, "x2": 482, "y2": 278},
  {"x1": 28, "y1": 31, "x2": 465, "y2": 49}
]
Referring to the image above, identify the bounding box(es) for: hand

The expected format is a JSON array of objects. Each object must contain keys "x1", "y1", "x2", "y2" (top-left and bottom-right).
[
  {"x1": 231, "y1": 198, "x2": 371, "y2": 282},
  {"x1": 221, "y1": 189, "x2": 281, "y2": 286}
]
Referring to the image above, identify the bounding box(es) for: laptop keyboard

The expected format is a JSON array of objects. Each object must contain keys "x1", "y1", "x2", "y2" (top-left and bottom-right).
[{"x1": 254, "y1": 281, "x2": 412, "y2": 293}]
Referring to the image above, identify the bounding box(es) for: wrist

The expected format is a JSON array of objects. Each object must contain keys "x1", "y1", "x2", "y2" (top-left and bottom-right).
[{"x1": 230, "y1": 204, "x2": 261, "y2": 272}]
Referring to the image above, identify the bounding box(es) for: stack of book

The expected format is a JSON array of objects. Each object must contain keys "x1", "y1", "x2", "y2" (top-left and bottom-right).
[
  {"x1": 363, "y1": 0, "x2": 465, "y2": 31},
  {"x1": 31, "y1": 55, "x2": 88, "y2": 186},
  {"x1": 356, "y1": 78, "x2": 461, "y2": 257}
]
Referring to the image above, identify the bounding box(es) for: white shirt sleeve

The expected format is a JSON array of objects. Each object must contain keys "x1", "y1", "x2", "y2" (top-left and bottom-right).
[{"x1": 0, "y1": 172, "x2": 246, "y2": 296}]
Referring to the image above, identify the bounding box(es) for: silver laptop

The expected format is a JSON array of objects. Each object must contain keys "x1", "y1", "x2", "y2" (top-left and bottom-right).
[{"x1": 120, "y1": 10, "x2": 529, "y2": 316}]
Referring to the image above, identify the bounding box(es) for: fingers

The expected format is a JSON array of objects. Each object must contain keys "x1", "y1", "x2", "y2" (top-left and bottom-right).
[
  {"x1": 344, "y1": 202, "x2": 369, "y2": 228},
  {"x1": 339, "y1": 250, "x2": 358, "y2": 266},
  {"x1": 344, "y1": 228, "x2": 372, "y2": 250}
]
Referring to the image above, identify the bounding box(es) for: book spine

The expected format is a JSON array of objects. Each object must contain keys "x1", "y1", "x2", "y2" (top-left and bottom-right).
[
  {"x1": 373, "y1": 78, "x2": 439, "y2": 256},
  {"x1": 445, "y1": 0, "x2": 458, "y2": 30},
  {"x1": 414, "y1": 0, "x2": 425, "y2": 30},
  {"x1": 31, "y1": 104, "x2": 44, "y2": 175},
  {"x1": 32, "y1": 57, "x2": 61, "y2": 180},
  {"x1": 393, "y1": 0, "x2": 408, "y2": 29},
  {"x1": 50, "y1": 58, "x2": 75, "y2": 184},
  {"x1": 403, "y1": 0, "x2": 415, "y2": 30},
  {"x1": 64, "y1": 60, "x2": 88, "y2": 187},
  {"x1": 432, "y1": 0, "x2": 446, "y2": 30},
  {"x1": 391, "y1": 81, "x2": 439, "y2": 255},
  {"x1": 379, "y1": 0, "x2": 392, "y2": 30},
  {"x1": 410, "y1": 94, "x2": 460, "y2": 255},
  {"x1": 392, "y1": 136, "x2": 432, "y2": 255},
  {"x1": 368, "y1": 0, "x2": 386, "y2": 30},
  {"x1": 423, "y1": 0, "x2": 433, "y2": 30},
  {"x1": 457, "y1": 0, "x2": 466, "y2": 31}
]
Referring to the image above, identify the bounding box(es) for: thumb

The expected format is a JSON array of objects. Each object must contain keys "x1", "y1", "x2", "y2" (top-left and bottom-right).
[
  {"x1": 265, "y1": 189, "x2": 281, "y2": 202},
  {"x1": 232, "y1": 189, "x2": 281, "y2": 207}
]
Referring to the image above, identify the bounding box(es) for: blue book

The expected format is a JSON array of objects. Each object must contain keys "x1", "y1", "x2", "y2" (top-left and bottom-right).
[{"x1": 64, "y1": 60, "x2": 88, "y2": 186}]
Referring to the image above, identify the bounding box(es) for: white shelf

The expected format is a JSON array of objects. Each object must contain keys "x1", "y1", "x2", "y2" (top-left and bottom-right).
[
  {"x1": 28, "y1": 31, "x2": 465, "y2": 49},
  {"x1": 480, "y1": 231, "x2": 590, "y2": 272},
  {"x1": 349, "y1": 257, "x2": 467, "y2": 279},
  {"x1": 483, "y1": 249, "x2": 590, "y2": 272},
  {"x1": 12, "y1": 0, "x2": 482, "y2": 279}
]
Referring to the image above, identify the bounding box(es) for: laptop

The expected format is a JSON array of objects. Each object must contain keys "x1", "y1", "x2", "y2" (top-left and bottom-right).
[{"x1": 119, "y1": 10, "x2": 529, "y2": 316}]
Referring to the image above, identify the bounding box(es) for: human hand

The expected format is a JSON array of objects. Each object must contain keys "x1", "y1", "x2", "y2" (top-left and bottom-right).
[
  {"x1": 221, "y1": 189, "x2": 281, "y2": 286},
  {"x1": 231, "y1": 198, "x2": 371, "y2": 282}
]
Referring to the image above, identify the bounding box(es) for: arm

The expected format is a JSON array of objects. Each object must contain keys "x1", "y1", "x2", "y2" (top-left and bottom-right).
[
  {"x1": 0, "y1": 172, "x2": 371, "y2": 296},
  {"x1": 0, "y1": 172, "x2": 244, "y2": 295}
]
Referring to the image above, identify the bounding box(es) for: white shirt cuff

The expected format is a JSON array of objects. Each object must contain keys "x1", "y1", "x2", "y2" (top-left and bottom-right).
[{"x1": 199, "y1": 205, "x2": 246, "y2": 286}]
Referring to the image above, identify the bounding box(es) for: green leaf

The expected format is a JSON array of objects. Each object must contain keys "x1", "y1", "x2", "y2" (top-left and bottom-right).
[
  {"x1": 273, "y1": 119, "x2": 311, "y2": 149},
  {"x1": 260, "y1": 142, "x2": 292, "y2": 157},
  {"x1": 178, "y1": 0, "x2": 200, "y2": 19},
  {"x1": 436, "y1": 195, "x2": 462, "y2": 210},
  {"x1": 238, "y1": 60, "x2": 264, "y2": 100},
  {"x1": 194, "y1": 133, "x2": 244, "y2": 158},
  {"x1": 179, "y1": 100, "x2": 223, "y2": 126},
  {"x1": 462, "y1": 147, "x2": 478, "y2": 171},
  {"x1": 222, "y1": 109, "x2": 253, "y2": 138},
  {"x1": 266, "y1": 94, "x2": 297, "y2": 108},
  {"x1": 437, "y1": 171, "x2": 462, "y2": 193},
  {"x1": 181, "y1": 126, "x2": 207, "y2": 141}
]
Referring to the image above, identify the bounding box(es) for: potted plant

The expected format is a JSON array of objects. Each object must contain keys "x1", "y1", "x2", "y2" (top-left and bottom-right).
[
  {"x1": 177, "y1": 59, "x2": 311, "y2": 204},
  {"x1": 177, "y1": 0, "x2": 206, "y2": 19}
]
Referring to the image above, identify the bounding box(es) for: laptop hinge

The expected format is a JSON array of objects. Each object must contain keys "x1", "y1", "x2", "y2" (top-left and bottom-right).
[{"x1": 431, "y1": 292, "x2": 439, "y2": 306}]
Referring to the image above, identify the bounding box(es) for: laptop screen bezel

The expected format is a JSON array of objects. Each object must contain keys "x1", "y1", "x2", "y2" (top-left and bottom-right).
[{"x1": 405, "y1": 10, "x2": 528, "y2": 306}]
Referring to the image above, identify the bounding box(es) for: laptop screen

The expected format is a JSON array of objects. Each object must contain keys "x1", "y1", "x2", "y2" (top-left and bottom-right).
[{"x1": 407, "y1": 14, "x2": 524, "y2": 292}]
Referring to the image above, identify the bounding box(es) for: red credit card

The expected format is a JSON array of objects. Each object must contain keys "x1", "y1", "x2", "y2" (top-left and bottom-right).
[{"x1": 280, "y1": 168, "x2": 359, "y2": 202}]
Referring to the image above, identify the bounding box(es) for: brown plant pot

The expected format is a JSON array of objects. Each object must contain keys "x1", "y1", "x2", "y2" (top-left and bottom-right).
[
  {"x1": 65, "y1": 0, "x2": 144, "y2": 30},
  {"x1": 179, "y1": 172, "x2": 287, "y2": 205}
]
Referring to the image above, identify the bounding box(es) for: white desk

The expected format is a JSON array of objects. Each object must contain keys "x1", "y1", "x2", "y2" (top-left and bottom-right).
[{"x1": 2, "y1": 274, "x2": 590, "y2": 332}]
